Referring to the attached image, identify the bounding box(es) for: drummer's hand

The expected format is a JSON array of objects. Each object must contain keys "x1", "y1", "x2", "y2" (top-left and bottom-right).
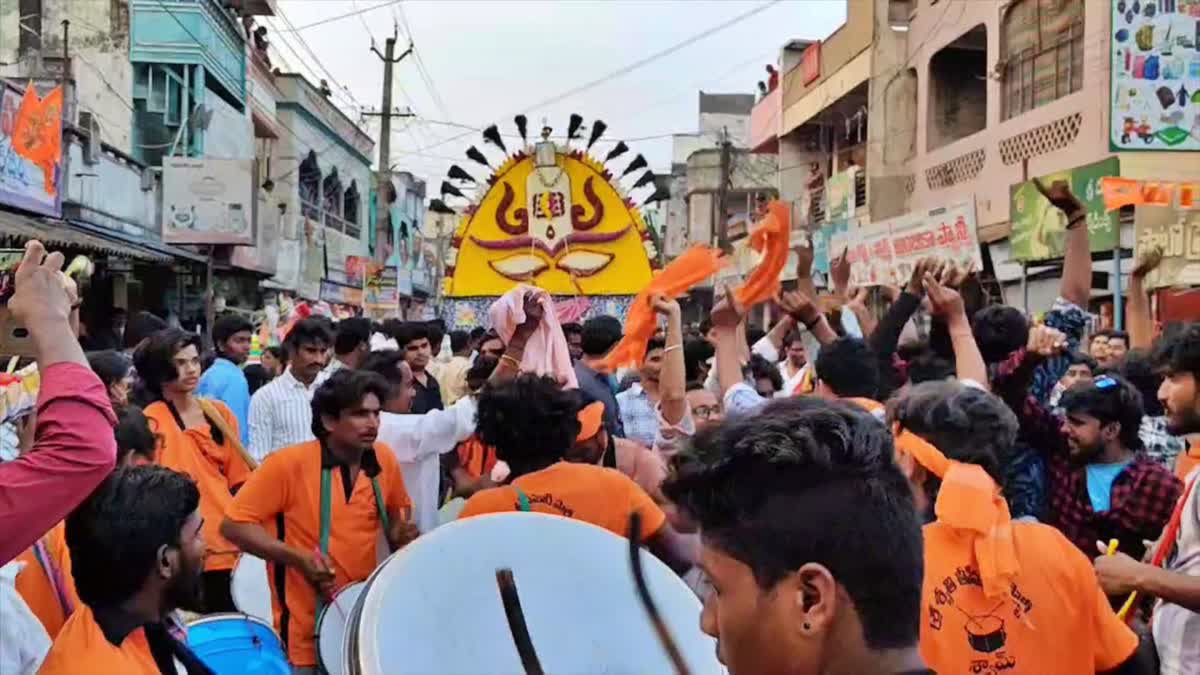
[
  {"x1": 297, "y1": 550, "x2": 336, "y2": 600},
  {"x1": 387, "y1": 517, "x2": 420, "y2": 551}
]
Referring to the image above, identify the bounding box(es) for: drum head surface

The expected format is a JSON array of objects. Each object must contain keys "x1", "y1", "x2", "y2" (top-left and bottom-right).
[
  {"x1": 350, "y1": 512, "x2": 725, "y2": 675},
  {"x1": 230, "y1": 554, "x2": 273, "y2": 624},
  {"x1": 187, "y1": 613, "x2": 289, "y2": 675},
  {"x1": 318, "y1": 582, "x2": 365, "y2": 675}
]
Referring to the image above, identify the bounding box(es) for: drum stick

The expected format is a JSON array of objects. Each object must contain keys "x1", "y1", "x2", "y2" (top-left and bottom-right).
[
  {"x1": 495, "y1": 569, "x2": 545, "y2": 675},
  {"x1": 628, "y1": 512, "x2": 692, "y2": 675},
  {"x1": 1105, "y1": 539, "x2": 1138, "y2": 621}
]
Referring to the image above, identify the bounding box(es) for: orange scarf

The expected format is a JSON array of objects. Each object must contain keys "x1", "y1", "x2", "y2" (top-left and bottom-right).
[
  {"x1": 599, "y1": 245, "x2": 727, "y2": 370},
  {"x1": 734, "y1": 201, "x2": 791, "y2": 307},
  {"x1": 894, "y1": 426, "x2": 1019, "y2": 599}
]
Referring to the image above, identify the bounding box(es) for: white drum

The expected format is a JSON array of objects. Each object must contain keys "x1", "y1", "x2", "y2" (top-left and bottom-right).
[
  {"x1": 229, "y1": 554, "x2": 273, "y2": 624},
  {"x1": 436, "y1": 497, "x2": 466, "y2": 526},
  {"x1": 317, "y1": 581, "x2": 365, "y2": 675},
  {"x1": 345, "y1": 512, "x2": 726, "y2": 674}
]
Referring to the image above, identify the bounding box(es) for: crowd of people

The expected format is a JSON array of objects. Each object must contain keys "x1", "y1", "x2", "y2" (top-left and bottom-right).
[{"x1": 0, "y1": 180, "x2": 1198, "y2": 675}]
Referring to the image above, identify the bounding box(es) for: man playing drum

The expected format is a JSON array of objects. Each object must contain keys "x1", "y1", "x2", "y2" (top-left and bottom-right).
[{"x1": 221, "y1": 370, "x2": 418, "y2": 673}]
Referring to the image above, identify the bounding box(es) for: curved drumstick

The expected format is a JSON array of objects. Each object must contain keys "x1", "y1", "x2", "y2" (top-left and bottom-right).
[
  {"x1": 628, "y1": 512, "x2": 692, "y2": 675},
  {"x1": 495, "y1": 569, "x2": 545, "y2": 675}
]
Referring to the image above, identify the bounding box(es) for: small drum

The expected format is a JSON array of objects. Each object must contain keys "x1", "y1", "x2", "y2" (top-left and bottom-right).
[
  {"x1": 187, "y1": 613, "x2": 289, "y2": 675},
  {"x1": 437, "y1": 497, "x2": 466, "y2": 526},
  {"x1": 317, "y1": 582, "x2": 366, "y2": 675},
  {"x1": 230, "y1": 554, "x2": 273, "y2": 624}
]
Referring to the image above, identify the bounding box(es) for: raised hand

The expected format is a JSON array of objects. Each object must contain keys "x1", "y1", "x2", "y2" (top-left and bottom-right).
[
  {"x1": 650, "y1": 293, "x2": 681, "y2": 317},
  {"x1": 830, "y1": 246, "x2": 851, "y2": 297},
  {"x1": 794, "y1": 238, "x2": 814, "y2": 280},
  {"x1": 1131, "y1": 246, "x2": 1164, "y2": 280},
  {"x1": 1026, "y1": 325, "x2": 1068, "y2": 358},
  {"x1": 710, "y1": 284, "x2": 745, "y2": 330},
  {"x1": 1033, "y1": 178, "x2": 1084, "y2": 217},
  {"x1": 777, "y1": 288, "x2": 821, "y2": 326},
  {"x1": 10, "y1": 240, "x2": 71, "y2": 328},
  {"x1": 923, "y1": 272, "x2": 965, "y2": 319}
]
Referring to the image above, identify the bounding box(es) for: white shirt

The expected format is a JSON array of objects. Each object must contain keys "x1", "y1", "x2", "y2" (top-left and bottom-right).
[
  {"x1": 248, "y1": 368, "x2": 324, "y2": 462},
  {"x1": 1153, "y1": 466, "x2": 1200, "y2": 675},
  {"x1": 0, "y1": 561, "x2": 50, "y2": 675},
  {"x1": 376, "y1": 396, "x2": 478, "y2": 533}
]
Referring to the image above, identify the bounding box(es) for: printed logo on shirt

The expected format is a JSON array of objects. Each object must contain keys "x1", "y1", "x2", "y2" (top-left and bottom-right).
[
  {"x1": 513, "y1": 492, "x2": 575, "y2": 518},
  {"x1": 926, "y1": 565, "x2": 1031, "y2": 674}
]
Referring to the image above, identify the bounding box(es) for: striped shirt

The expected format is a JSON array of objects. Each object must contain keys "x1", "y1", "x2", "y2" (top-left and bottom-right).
[
  {"x1": 247, "y1": 368, "x2": 323, "y2": 463},
  {"x1": 1154, "y1": 463, "x2": 1200, "y2": 675}
]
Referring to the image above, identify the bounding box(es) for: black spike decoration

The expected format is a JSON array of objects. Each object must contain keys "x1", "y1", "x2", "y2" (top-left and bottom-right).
[
  {"x1": 447, "y1": 164, "x2": 476, "y2": 183},
  {"x1": 428, "y1": 199, "x2": 455, "y2": 214},
  {"x1": 621, "y1": 154, "x2": 647, "y2": 178},
  {"x1": 586, "y1": 120, "x2": 607, "y2": 150},
  {"x1": 631, "y1": 170, "x2": 656, "y2": 190},
  {"x1": 482, "y1": 124, "x2": 507, "y2": 154},
  {"x1": 514, "y1": 115, "x2": 528, "y2": 144},
  {"x1": 440, "y1": 181, "x2": 465, "y2": 199},
  {"x1": 465, "y1": 146, "x2": 491, "y2": 168},
  {"x1": 642, "y1": 186, "x2": 671, "y2": 206},
  {"x1": 567, "y1": 114, "x2": 584, "y2": 140},
  {"x1": 603, "y1": 141, "x2": 629, "y2": 163}
]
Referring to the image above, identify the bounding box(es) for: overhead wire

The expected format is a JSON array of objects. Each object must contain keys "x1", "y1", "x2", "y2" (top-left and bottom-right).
[{"x1": 273, "y1": 0, "x2": 405, "y2": 33}]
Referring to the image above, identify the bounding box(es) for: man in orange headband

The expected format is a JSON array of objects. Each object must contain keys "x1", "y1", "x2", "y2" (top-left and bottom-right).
[
  {"x1": 567, "y1": 401, "x2": 667, "y2": 501},
  {"x1": 891, "y1": 380, "x2": 1140, "y2": 674}
]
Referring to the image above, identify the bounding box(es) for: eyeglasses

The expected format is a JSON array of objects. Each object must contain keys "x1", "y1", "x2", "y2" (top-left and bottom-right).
[
  {"x1": 693, "y1": 405, "x2": 721, "y2": 419},
  {"x1": 1093, "y1": 375, "x2": 1118, "y2": 389}
]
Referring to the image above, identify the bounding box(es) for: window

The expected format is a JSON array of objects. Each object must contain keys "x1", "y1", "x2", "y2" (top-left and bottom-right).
[
  {"x1": 322, "y1": 168, "x2": 343, "y2": 218},
  {"x1": 299, "y1": 151, "x2": 321, "y2": 220},
  {"x1": 1001, "y1": 0, "x2": 1083, "y2": 120},
  {"x1": 343, "y1": 181, "x2": 361, "y2": 239},
  {"x1": 927, "y1": 24, "x2": 988, "y2": 151}
]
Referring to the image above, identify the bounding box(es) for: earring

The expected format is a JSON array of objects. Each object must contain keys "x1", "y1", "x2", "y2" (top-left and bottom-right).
[{"x1": 802, "y1": 622, "x2": 811, "y2": 631}]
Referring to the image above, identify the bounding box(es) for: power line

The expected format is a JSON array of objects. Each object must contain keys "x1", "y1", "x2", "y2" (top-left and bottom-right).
[
  {"x1": 394, "y1": 1, "x2": 451, "y2": 120},
  {"x1": 267, "y1": 9, "x2": 365, "y2": 115},
  {"x1": 274, "y1": 0, "x2": 405, "y2": 32}
]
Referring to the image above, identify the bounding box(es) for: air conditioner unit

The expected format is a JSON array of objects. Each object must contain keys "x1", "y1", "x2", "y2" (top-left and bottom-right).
[{"x1": 79, "y1": 111, "x2": 102, "y2": 166}]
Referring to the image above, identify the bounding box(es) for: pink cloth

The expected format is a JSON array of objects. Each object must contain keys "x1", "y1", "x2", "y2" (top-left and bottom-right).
[{"x1": 488, "y1": 285, "x2": 579, "y2": 389}]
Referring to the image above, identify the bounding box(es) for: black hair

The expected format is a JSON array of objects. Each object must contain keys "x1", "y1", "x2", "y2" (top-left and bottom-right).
[
  {"x1": 265, "y1": 345, "x2": 285, "y2": 363},
  {"x1": 1091, "y1": 328, "x2": 1114, "y2": 342},
  {"x1": 971, "y1": 305, "x2": 1029, "y2": 363},
  {"x1": 1152, "y1": 322, "x2": 1200, "y2": 378},
  {"x1": 904, "y1": 347, "x2": 955, "y2": 385},
  {"x1": 466, "y1": 355, "x2": 498, "y2": 392},
  {"x1": 1067, "y1": 350, "x2": 1099, "y2": 372},
  {"x1": 449, "y1": 330, "x2": 470, "y2": 354},
  {"x1": 784, "y1": 331, "x2": 805, "y2": 349},
  {"x1": 1120, "y1": 349, "x2": 1165, "y2": 416},
  {"x1": 333, "y1": 317, "x2": 373, "y2": 355},
  {"x1": 360, "y1": 349, "x2": 405, "y2": 386},
  {"x1": 391, "y1": 321, "x2": 430, "y2": 349},
  {"x1": 746, "y1": 328, "x2": 767, "y2": 350},
  {"x1": 133, "y1": 328, "x2": 202, "y2": 400},
  {"x1": 662, "y1": 397, "x2": 922, "y2": 650},
  {"x1": 123, "y1": 311, "x2": 168, "y2": 351},
  {"x1": 1059, "y1": 374, "x2": 1145, "y2": 450},
  {"x1": 749, "y1": 353, "x2": 783, "y2": 392},
  {"x1": 284, "y1": 317, "x2": 333, "y2": 355},
  {"x1": 469, "y1": 326, "x2": 486, "y2": 342},
  {"x1": 561, "y1": 322, "x2": 583, "y2": 339},
  {"x1": 1107, "y1": 330, "x2": 1130, "y2": 348},
  {"x1": 243, "y1": 363, "x2": 270, "y2": 395},
  {"x1": 87, "y1": 350, "x2": 133, "y2": 391},
  {"x1": 479, "y1": 329, "x2": 503, "y2": 347},
  {"x1": 67, "y1": 466, "x2": 200, "y2": 608},
  {"x1": 211, "y1": 314, "x2": 253, "y2": 352},
  {"x1": 426, "y1": 320, "x2": 446, "y2": 350},
  {"x1": 888, "y1": 381, "x2": 1018, "y2": 485},
  {"x1": 684, "y1": 338, "x2": 715, "y2": 385},
  {"x1": 580, "y1": 315, "x2": 623, "y2": 357},
  {"x1": 685, "y1": 381, "x2": 708, "y2": 393},
  {"x1": 476, "y1": 373, "x2": 581, "y2": 476},
  {"x1": 699, "y1": 318, "x2": 714, "y2": 336},
  {"x1": 814, "y1": 337, "x2": 880, "y2": 399},
  {"x1": 115, "y1": 406, "x2": 160, "y2": 465},
  {"x1": 310, "y1": 369, "x2": 392, "y2": 439},
  {"x1": 645, "y1": 336, "x2": 666, "y2": 359}
]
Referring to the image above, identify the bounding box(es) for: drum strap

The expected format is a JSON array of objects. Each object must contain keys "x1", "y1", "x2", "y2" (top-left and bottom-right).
[
  {"x1": 315, "y1": 465, "x2": 391, "y2": 635},
  {"x1": 31, "y1": 537, "x2": 73, "y2": 617},
  {"x1": 513, "y1": 485, "x2": 532, "y2": 512}
]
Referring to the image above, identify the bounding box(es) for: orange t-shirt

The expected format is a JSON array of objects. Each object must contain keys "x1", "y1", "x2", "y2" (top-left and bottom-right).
[
  {"x1": 459, "y1": 462, "x2": 666, "y2": 541},
  {"x1": 37, "y1": 605, "x2": 163, "y2": 675},
  {"x1": 145, "y1": 399, "x2": 252, "y2": 572},
  {"x1": 1176, "y1": 441, "x2": 1200, "y2": 482},
  {"x1": 225, "y1": 439, "x2": 412, "y2": 667},
  {"x1": 14, "y1": 521, "x2": 78, "y2": 638},
  {"x1": 920, "y1": 520, "x2": 1137, "y2": 674},
  {"x1": 455, "y1": 434, "x2": 498, "y2": 480}
]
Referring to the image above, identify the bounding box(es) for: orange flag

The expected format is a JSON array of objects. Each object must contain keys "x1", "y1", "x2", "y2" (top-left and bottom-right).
[
  {"x1": 11, "y1": 83, "x2": 63, "y2": 196},
  {"x1": 1101, "y1": 176, "x2": 1173, "y2": 212},
  {"x1": 598, "y1": 245, "x2": 728, "y2": 371},
  {"x1": 734, "y1": 200, "x2": 791, "y2": 307}
]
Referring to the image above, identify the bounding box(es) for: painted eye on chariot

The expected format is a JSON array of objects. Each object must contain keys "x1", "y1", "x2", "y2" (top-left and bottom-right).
[
  {"x1": 557, "y1": 250, "x2": 615, "y2": 277},
  {"x1": 489, "y1": 253, "x2": 550, "y2": 280}
]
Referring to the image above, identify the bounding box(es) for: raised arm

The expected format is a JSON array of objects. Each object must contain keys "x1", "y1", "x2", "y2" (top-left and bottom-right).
[
  {"x1": 778, "y1": 289, "x2": 837, "y2": 347},
  {"x1": 1126, "y1": 247, "x2": 1163, "y2": 351},
  {"x1": 924, "y1": 264, "x2": 988, "y2": 389},
  {"x1": 1035, "y1": 178, "x2": 1090, "y2": 308},
  {"x1": 489, "y1": 291, "x2": 542, "y2": 384},
  {"x1": 652, "y1": 294, "x2": 686, "y2": 427}
]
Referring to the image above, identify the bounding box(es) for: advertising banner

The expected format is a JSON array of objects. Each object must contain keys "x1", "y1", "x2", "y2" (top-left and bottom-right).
[
  {"x1": 826, "y1": 169, "x2": 855, "y2": 221},
  {"x1": 0, "y1": 82, "x2": 63, "y2": 217},
  {"x1": 812, "y1": 218, "x2": 851, "y2": 274},
  {"x1": 162, "y1": 157, "x2": 256, "y2": 245},
  {"x1": 1109, "y1": 1, "x2": 1200, "y2": 151},
  {"x1": 1010, "y1": 158, "x2": 1120, "y2": 262},
  {"x1": 887, "y1": 198, "x2": 983, "y2": 284},
  {"x1": 1135, "y1": 206, "x2": 1200, "y2": 289},
  {"x1": 319, "y1": 279, "x2": 363, "y2": 306},
  {"x1": 363, "y1": 262, "x2": 398, "y2": 311}
]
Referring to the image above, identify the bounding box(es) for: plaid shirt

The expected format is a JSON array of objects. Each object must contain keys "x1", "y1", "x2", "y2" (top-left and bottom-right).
[
  {"x1": 1029, "y1": 297, "x2": 1090, "y2": 405},
  {"x1": 1016, "y1": 393, "x2": 1183, "y2": 560}
]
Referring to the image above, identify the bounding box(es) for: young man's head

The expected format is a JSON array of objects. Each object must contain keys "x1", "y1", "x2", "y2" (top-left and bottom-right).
[
  {"x1": 360, "y1": 350, "x2": 416, "y2": 414},
  {"x1": 784, "y1": 332, "x2": 807, "y2": 368},
  {"x1": 1153, "y1": 322, "x2": 1200, "y2": 435},
  {"x1": 478, "y1": 329, "x2": 505, "y2": 361},
  {"x1": 639, "y1": 337, "x2": 666, "y2": 385},
  {"x1": 580, "y1": 315, "x2": 623, "y2": 359},
  {"x1": 888, "y1": 380, "x2": 1018, "y2": 514},
  {"x1": 468, "y1": 326, "x2": 486, "y2": 351},
  {"x1": 262, "y1": 345, "x2": 285, "y2": 377},
  {"x1": 67, "y1": 466, "x2": 205, "y2": 615},
  {"x1": 749, "y1": 353, "x2": 783, "y2": 399},
  {"x1": 115, "y1": 406, "x2": 160, "y2": 467},
  {"x1": 561, "y1": 322, "x2": 584, "y2": 362},
  {"x1": 476, "y1": 373, "x2": 581, "y2": 478},
  {"x1": 814, "y1": 337, "x2": 880, "y2": 401},
  {"x1": 284, "y1": 318, "x2": 334, "y2": 385},
  {"x1": 1105, "y1": 330, "x2": 1130, "y2": 366},
  {"x1": 662, "y1": 397, "x2": 923, "y2": 675},
  {"x1": 972, "y1": 305, "x2": 1030, "y2": 363},
  {"x1": 449, "y1": 329, "x2": 471, "y2": 357},
  {"x1": 1089, "y1": 329, "x2": 1113, "y2": 365},
  {"x1": 393, "y1": 322, "x2": 433, "y2": 373},
  {"x1": 685, "y1": 382, "x2": 723, "y2": 430},
  {"x1": 211, "y1": 313, "x2": 254, "y2": 365},
  {"x1": 134, "y1": 328, "x2": 203, "y2": 400},
  {"x1": 1059, "y1": 351, "x2": 1098, "y2": 392},
  {"x1": 465, "y1": 355, "x2": 498, "y2": 393},
  {"x1": 333, "y1": 317, "x2": 373, "y2": 368},
  {"x1": 123, "y1": 311, "x2": 167, "y2": 353},
  {"x1": 684, "y1": 338, "x2": 715, "y2": 386},
  {"x1": 699, "y1": 318, "x2": 718, "y2": 346},
  {"x1": 311, "y1": 369, "x2": 390, "y2": 453},
  {"x1": 1059, "y1": 374, "x2": 1145, "y2": 464},
  {"x1": 426, "y1": 319, "x2": 446, "y2": 359},
  {"x1": 568, "y1": 400, "x2": 609, "y2": 465}
]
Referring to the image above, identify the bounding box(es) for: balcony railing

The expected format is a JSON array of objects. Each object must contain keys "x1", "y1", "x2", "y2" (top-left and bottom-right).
[{"x1": 1002, "y1": 20, "x2": 1083, "y2": 121}]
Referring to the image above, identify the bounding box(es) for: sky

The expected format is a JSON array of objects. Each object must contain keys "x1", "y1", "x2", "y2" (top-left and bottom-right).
[{"x1": 266, "y1": 0, "x2": 845, "y2": 191}]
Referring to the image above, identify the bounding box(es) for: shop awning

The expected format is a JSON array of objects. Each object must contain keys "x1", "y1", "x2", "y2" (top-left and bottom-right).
[
  {"x1": 66, "y1": 219, "x2": 208, "y2": 264},
  {"x1": 0, "y1": 211, "x2": 176, "y2": 263}
]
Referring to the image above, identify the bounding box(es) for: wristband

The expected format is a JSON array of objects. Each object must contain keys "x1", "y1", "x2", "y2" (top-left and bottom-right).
[
  {"x1": 500, "y1": 354, "x2": 521, "y2": 368},
  {"x1": 801, "y1": 315, "x2": 823, "y2": 330},
  {"x1": 1065, "y1": 213, "x2": 1086, "y2": 230},
  {"x1": 661, "y1": 343, "x2": 682, "y2": 356}
]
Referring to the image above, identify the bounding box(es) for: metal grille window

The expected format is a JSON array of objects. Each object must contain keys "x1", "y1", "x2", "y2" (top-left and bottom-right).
[{"x1": 1001, "y1": 0, "x2": 1084, "y2": 120}]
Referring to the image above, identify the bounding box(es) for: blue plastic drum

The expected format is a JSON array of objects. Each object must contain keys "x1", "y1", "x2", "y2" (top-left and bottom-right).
[{"x1": 187, "y1": 613, "x2": 290, "y2": 674}]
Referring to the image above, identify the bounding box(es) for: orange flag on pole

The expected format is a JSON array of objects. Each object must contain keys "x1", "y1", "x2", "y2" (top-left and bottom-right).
[
  {"x1": 734, "y1": 200, "x2": 791, "y2": 307},
  {"x1": 11, "y1": 82, "x2": 63, "y2": 196}
]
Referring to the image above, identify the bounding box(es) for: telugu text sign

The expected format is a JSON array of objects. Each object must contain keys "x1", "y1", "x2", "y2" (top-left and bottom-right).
[
  {"x1": 887, "y1": 198, "x2": 983, "y2": 285},
  {"x1": 1010, "y1": 158, "x2": 1120, "y2": 262},
  {"x1": 1135, "y1": 206, "x2": 1200, "y2": 290}
]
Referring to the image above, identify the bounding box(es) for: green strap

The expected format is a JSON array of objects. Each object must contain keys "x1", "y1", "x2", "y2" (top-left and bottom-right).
[
  {"x1": 370, "y1": 477, "x2": 392, "y2": 534},
  {"x1": 315, "y1": 468, "x2": 332, "y2": 631},
  {"x1": 513, "y1": 485, "x2": 531, "y2": 512}
]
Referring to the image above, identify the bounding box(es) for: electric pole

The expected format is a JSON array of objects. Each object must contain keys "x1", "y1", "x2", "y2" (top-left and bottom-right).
[
  {"x1": 369, "y1": 29, "x2": 413, "y2": 263},
  {"x1": 715, "y1": 126, "x2": 733, "y2": 254}
]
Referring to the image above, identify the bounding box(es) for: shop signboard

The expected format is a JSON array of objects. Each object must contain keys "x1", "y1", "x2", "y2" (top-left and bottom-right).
[
  {"x1": 0, "y1": 81, "x2": 63, "y2": 217},
  {"x1": 162, "y1": 157, "x2": 256, "y2": 245},
  {"x1": 363, "y1": 262, "x2": 399, "y2": 311},
  {"x1": 319, "y1": 279, "x2": 363, "y2": 306},
  {"x1": 1109, "y1": 1, "x2": 1200, "y2": 151},
  {"x1": 826, "y1": 169, "x2": 855, "y2": 221},
  {"x1": 1135, "y1": 205, "x2": 1200, "y2": 289},
  {"x1": 1010, "y1": 158, "x2": 1120, "y2": 262},
  {"x1": 345, "y1": 255, "x2": 370, "y2": 287},
  {"x1": 812, "y1": 218, "x2": 851, "y2": 274}
]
